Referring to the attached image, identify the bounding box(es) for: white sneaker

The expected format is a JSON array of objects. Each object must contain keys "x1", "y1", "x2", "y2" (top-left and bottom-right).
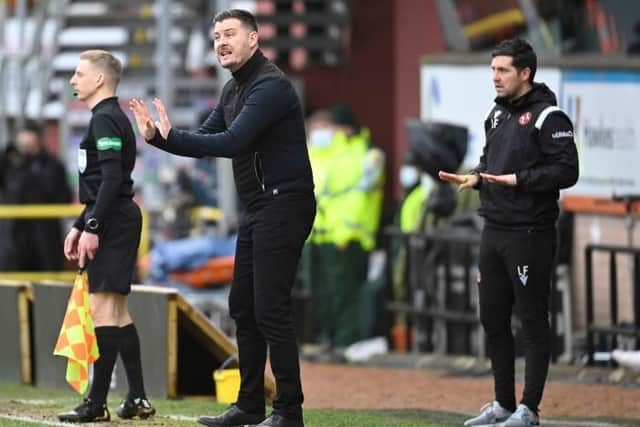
[
  {"x1": 503, "y1": 404, "x2": 539, "y2": 427},
  {"x1": 612, "y1": 349, "x2": 640, "y2": 371},
  {"x1": 463, "y1": 401, "x2": 512, "y2": 426}
]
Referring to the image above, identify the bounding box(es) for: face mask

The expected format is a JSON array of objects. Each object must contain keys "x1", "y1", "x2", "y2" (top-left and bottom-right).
[
  {"x1": 14, "y1": 142, "x2": 27, "y2": 156},
  {"x1": 399, "y1": 165, "x2": 419, "y2": 189},
  {"x1": 14, "y1": 142, "x2": 37, "y2": 158},
  {"x1": 309, "y1": 128, "x2": 334, "y2": 149},
  {"x1": 420, "y1": 173, "x2": 434, "y2": 194}
]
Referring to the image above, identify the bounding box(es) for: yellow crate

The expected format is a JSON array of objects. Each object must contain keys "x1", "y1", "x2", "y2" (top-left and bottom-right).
[{"x1": 213, "y1": 368, "x2": 240, "y2": 404}]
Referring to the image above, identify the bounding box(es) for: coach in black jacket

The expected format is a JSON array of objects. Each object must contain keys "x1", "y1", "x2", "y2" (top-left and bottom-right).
[
  {"x1": 130, "y1": 9, "x2": 315, "y2": 427},
  {"x1": 440, "y1": 38, "x2": 578, "y2": 427}
]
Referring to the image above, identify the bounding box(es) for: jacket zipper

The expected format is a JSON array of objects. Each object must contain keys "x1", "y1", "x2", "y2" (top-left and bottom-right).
[{"x1": 253, "y1": 152, "x2": 266, "y2": 191}]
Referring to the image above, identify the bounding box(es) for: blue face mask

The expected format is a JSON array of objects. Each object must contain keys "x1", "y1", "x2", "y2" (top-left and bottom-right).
[
  {"x1": 399, "y1": 165, "x2": 419, "y2": 188},
  {"x1": 309, "y1": 128, "x2": 334, "y2": 148}
]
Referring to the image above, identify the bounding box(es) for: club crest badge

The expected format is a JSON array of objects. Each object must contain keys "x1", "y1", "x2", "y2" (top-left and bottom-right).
[{"x1": 518, "y1": 112, "x2": 532, "y2": 125}]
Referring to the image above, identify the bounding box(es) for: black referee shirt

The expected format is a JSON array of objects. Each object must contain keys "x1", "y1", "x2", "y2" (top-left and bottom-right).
[{"x1": 75, "y1": 96, "x2": 136, "y2": 231}]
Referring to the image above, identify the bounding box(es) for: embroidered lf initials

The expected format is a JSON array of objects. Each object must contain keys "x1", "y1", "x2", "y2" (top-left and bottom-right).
[
  {"x1": 491, "y1": 110, "x2": 502, "y2": 128},
  {"x1": 517, "y1": 265, "x2": 528, "y2": 286}
]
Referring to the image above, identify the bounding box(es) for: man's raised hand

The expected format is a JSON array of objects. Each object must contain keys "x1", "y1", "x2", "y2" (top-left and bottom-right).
[
  {"x1": 129, "y1": 98, "x2": 157, "y2": 140},
  {"x1": 128, "y1": 98, "x2": 173, "y2": 140},
  {"x1": 152, "y1": 98, "x2": 172, "y2": 139}
]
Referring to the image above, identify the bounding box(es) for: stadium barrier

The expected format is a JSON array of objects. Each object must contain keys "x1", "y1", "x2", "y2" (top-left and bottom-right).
[
  {"x1": 385, "y1": 226, "x2": 484, "y2": 355},
  {"x1": 585, "y1": 244, "x2": 640, "y2": 365},
  {"x1": 0, "y1": 204, "x2": 149, "y2": 282},
  {"x1": 386, "y1": 225, "x2": 570, "y2": 360},
  {"x1": 0, "y1": 203, "x2": 222, "y2": 283},
  {"x1": 0, "y1": 281, "x2": 32, "y2": 384},
  {"x1": 10, "y1": 281, "x2": 274, "y2": 400}
]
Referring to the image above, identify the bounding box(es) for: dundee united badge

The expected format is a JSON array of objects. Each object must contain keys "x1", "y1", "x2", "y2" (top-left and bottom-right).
[{"x1": 519, "y1": 112, "x2": 532, "y2": 125}]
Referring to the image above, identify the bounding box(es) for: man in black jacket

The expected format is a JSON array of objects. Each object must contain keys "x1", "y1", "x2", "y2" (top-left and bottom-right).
[
  {"x1": 439, "y1": 38, "x2": 578, "y2": 427},
  {"x1": 130, "y1": 9, "x2": 315, "y2": 427},
  {"x1": 0, "y1": 121, "x2": 72, "y2": 271}
]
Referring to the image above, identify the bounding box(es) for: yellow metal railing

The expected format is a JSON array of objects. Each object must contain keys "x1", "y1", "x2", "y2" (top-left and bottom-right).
[
  {"x1": 462, "y1": 9, "x2": 525, "y2": 39},
  {"x1": 0, "y1": 204, "x2": 223, "y2": 282},
  {"x1": 0, "y1": 204, "x2": 83, "y2": 218},
  {"x1": 190, "y1": 206, "x2": 224, "y2": 222},
  {"x1": 0, "y1": 203, "x2": 150, "y2": 281},
  {"x1": 190, "y1": 205, "x2": 224, "y2": 235}
]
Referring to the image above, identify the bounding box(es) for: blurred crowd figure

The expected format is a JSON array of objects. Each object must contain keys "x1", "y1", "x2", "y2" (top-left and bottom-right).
[
  {"x1": 0, "y1": 121, "x2": 72, "y2": 271},
  {"x1": 300, "y1": 107, "x2": 481, "y2": 352},
  {"x1": 389, "y1": 120, "x2": 479, "y2": 351},
  {"x1": 302, "y1": 105, "x2": 385, "y2": 348}
]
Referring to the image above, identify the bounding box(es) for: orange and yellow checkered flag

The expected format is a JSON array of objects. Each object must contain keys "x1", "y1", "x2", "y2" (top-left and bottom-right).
[{"x1": 53, "y1": 271, "x2": 100, "y2": 394}]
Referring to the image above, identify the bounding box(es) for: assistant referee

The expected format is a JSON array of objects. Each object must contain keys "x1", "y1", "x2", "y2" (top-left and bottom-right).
[{"x1": 58, "y1": 50, "x2": 155, "y2": 423}]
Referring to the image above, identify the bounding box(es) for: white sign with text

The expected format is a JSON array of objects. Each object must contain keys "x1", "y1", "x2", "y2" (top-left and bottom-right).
[
  {"x1": 560, "y1": 70, "x2": 640, "y2": 197},
  {"x1": 420, "y1": 64, "x2": 560, "y2": 169},
  {"x1": 420, "y1": 63, "x2": 640, "y2": 197}
]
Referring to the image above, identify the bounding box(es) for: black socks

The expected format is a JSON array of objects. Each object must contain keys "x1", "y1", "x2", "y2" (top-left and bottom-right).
[
  {"x1": 87, "y1": 323, "x2": 147, "y2": 404},
  {"x1": 88, "y1": 326, "x2": 120, "y2": 405},
  {"x1": 119, "y1": 323, "x2": 146, "y2": 399}
]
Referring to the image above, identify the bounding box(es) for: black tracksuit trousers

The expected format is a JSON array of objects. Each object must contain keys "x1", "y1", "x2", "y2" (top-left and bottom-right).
[
  {"x1": 229, "y1": 191, "x2": 315, "y2": 421},
  {"x1": 478, "y1": 225, "x2": 556, "y2": 413}
]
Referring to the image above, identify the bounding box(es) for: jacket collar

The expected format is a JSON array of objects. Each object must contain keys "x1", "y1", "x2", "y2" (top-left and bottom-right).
[
  {"x1": 232, "y1": 49, "x2": 267, "y2": 85},
  {"x1": 494, "y1": 83, "x2": 557, "y2": 112}
]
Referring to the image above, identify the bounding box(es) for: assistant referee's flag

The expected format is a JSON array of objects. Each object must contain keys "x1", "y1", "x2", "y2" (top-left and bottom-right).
[{"x1": 53, "y1": 270, "x2": 100, "y2": 394}]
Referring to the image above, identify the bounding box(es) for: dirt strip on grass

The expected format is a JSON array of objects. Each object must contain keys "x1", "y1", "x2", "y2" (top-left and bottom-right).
[{"x1": 300, "y1": 362, "x2": 640, "y2": 421}]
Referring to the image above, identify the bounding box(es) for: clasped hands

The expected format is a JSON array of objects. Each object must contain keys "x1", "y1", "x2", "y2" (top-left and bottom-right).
[
  {"x1": 64, "y1": 227, "x2": 98, "y2": 269},
  {"x1": 129, "y1": 98, "x2": 172, "y2": 140},
  {"x1": 438, "y1": 170, "x2": 517, "y2": 189}
]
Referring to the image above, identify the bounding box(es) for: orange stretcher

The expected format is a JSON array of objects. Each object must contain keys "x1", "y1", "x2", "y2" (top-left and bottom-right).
[{"x1": 170, "y1": 256, "x2": 235, "y2": 288}]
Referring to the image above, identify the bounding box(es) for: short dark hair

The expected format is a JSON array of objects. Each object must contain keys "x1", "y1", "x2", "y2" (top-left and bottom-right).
[
  {"x1": 19, "y1": 120, "x2": 44, "y2": 139},
  {"x1": 491, "y1": 38, "x2": 537, "y2": 83},
  {"x1": 213, "y1": 9, "x2": 258, "y2": 32}
]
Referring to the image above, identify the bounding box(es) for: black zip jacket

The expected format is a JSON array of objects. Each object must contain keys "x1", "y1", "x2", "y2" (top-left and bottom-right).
[
  {"x1": 147, "y1": 50, "x2": 314, "y2": 207},
  {"x1": 475, "y1": 83, "x2": 579, "y2": 229}
]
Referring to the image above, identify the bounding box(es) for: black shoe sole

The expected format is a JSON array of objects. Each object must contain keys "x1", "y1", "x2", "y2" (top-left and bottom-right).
[
  {"x1": 57, "y1": 415, "x2": 111, "y2": 423},
  {"x1": 117, "y1": 409, "x2": 156, "y2": 420},
  {"x1": 197, "y1": 418, "x2": 253, "y2": 427}
]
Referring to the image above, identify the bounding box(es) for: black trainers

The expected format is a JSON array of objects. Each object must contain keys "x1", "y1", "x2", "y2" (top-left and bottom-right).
[
  {"x1": 116, "y1": 396, "x2": 156, "y2": 419},
  {"x1": 197, "y1": 404, "x2": 265, "y2": 426},
  {"x1": 57, "y1": 398, "x2": 110, "y2": 423}
]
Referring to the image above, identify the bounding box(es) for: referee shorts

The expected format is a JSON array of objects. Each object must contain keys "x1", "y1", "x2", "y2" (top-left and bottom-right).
[{"x1": 86, "y1": 199, "x2": 141, "y2": 295}]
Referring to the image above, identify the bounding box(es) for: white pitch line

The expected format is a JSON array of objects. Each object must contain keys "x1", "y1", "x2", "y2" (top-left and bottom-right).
[
  {"x1": 545, "y1": 421, "x2": 623, "y2": 427},
  {"x1": 0, "y1": 412, "x2": 201, "y2": 426},
  {"x1": 1, "y1": 412, "x2": 629, "y2": 427},
  {"x1": 162, "y1": 414, "x2": 199, "y2": 421},
  {"x1": 0, "y1": 413, "x2": 92, "y2": 426},
  {"x1": 9, "y1": 399, "x2": 63, "y2": 406}
]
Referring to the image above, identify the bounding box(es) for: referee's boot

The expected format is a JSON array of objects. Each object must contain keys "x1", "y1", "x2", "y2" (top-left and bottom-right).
[
  {"x1": 246, "y1": 414, "x2": 304, "y2": 427},
  {"x1": 116, "y1": 396, "x2": 156, "y2": 419},
  {"x1": 197, "y1": 404, "x2": 265, "y2": 427},
  {"x1": 57, "y1": 398, "x2": 110, "y2": 423}
]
